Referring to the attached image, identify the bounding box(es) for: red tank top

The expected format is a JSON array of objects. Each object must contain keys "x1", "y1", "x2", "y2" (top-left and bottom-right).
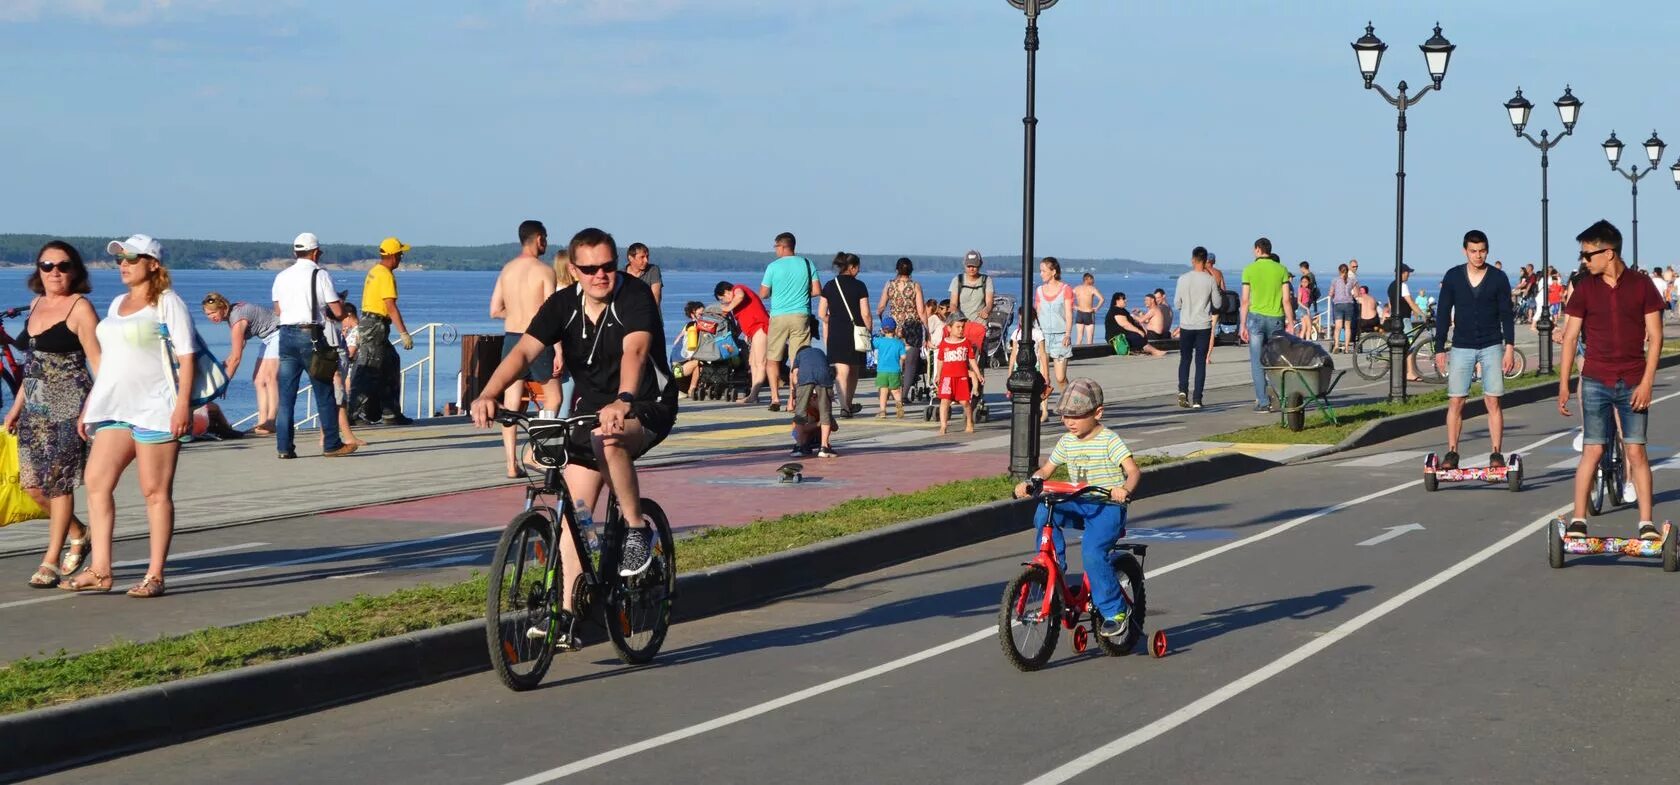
[{"x1": 938, "y1": 338, "x2": 971, "y2": 378}]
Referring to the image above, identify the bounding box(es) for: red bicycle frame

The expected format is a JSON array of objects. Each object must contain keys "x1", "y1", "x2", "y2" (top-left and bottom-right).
[{"x1": 1017, "y1": 482, "x2": 1121, "y2": 629}]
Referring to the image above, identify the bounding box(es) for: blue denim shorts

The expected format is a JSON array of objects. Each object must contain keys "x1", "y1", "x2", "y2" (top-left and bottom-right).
[
  {"x1": 1447, "y1": 344, "x2": 1505, "y2": 398},
  {"x1": 1581, "y1": 377, "x2": 1647, "y2": 445}
]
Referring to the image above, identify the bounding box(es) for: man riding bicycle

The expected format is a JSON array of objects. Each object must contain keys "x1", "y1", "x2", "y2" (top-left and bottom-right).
[{"x1": 471, "y1": 227, "x2": 679, "y2": 593}]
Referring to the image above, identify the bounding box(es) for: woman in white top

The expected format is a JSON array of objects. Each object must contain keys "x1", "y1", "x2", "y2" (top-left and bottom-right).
[{"x1": 62, "y1": 235, "x2": 196, "y2": 597}]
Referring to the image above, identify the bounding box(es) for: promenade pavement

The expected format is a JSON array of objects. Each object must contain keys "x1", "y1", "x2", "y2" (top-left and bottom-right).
[
  {"x1": 0, "y1": 338, "x2": 1485, "y2": 661},
  {"x1": 35, "y1": 363, "x2": 1680, "y2": 784}
]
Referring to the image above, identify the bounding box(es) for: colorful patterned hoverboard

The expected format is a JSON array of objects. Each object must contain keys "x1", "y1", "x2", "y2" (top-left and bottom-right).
[
  {"x1": 1547, "y1": 519, "x2": 1678, "y2": 571},
  {"x1": 1423, "y1": 452, "x2": 1522, "y2": 492}
]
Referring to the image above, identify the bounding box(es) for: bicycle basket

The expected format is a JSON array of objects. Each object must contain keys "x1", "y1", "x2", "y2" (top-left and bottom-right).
[{"x1": 526, "y1": 419, "x2": 574, "y2": 468}]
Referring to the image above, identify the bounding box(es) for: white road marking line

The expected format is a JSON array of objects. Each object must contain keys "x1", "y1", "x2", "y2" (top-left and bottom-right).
[
  {"x1": 0, "y1": 527, "x2": 502, "y2": 611},
  {"x1": 327, "y1": 570, "x2": 385, "y2": 580},
  {"x1": 1022, "y1": 502, "x2": 1572, "y2": 785},
  {"x1": 1139, "y1": 426, "x2": 1187, "y2": 436},
  {"x1": 503, "y1": 426, "x2": 1576, "y2": 784},
  {"x1": 1337, "y1": 450, "x2": 1428, "y2": 468}
]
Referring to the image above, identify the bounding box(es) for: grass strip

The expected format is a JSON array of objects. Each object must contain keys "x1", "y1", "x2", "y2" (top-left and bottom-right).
[
  {"x1": 1208, "y1": 371, "x2": 1563, "y2": 445},
  {"x1": 0, "y1": 457, "x2": 1171, "y2": 714}
]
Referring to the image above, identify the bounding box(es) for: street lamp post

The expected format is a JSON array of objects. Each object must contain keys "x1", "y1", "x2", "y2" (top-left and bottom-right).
[
  {"x1": 1504, "y1": 86, "x2": 1582, "y2": 376},
  {"x1": 1351, "y1": 22, "x2": 1455, "y2": 404},
  {"x1": 1602, "y1": 129, "x2": 1666, "y2": 267},
  {"x1": 1005, "y1": 0, "x2": 1055, "y2": 480}
]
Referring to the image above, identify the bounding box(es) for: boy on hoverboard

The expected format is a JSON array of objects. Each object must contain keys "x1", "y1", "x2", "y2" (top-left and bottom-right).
[
  {"x1": 1556, "y1": 220, "x2": 1665, "y2": 541},
  {"x1": 1432, "y1": 230, "x2": 1517, "y2": 471}
]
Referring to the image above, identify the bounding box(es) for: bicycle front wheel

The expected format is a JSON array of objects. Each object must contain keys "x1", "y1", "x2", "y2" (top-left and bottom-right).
[
  {"x1": 998, "y1": 565, "x2": 1060, "y2": 671},
  {"x1": 1350, "y1": 333, "x2": 1391, "y2": 381},
  {"x1": 486, "y1": 509, "x2": 559, "y2": 691},
  {"x1": 606, "y1": 499, "x2": 676, "y2": 665},
  {"x1": 1504, "y1": 346, "x2": 1527, "y2": 379}
]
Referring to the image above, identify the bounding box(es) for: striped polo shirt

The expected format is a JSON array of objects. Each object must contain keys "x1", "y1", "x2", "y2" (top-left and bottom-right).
[{"x1": 1049, "y1": 427, "x2": 1131, "y2": 491}]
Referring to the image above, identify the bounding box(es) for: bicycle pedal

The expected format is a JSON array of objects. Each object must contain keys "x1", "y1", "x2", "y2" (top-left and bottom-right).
[{"x1": 525, "y1": 625, "x2": 548, "y2": 641}]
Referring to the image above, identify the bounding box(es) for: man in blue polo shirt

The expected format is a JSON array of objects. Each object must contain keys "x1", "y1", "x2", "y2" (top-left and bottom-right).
[{"x1": 1431, "y1": 229, "x2": 1515, "y2": 470}]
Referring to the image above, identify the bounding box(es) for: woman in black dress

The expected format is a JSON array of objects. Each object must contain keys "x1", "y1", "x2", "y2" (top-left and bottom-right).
[{"x1": 817, "y1": 252, "x2": 872, "y2": 417}]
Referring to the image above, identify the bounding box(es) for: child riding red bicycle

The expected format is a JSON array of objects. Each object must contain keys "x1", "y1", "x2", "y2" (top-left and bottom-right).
[{"x1": 1013, "y1": 378, "x2": 1142, "y2": 639}]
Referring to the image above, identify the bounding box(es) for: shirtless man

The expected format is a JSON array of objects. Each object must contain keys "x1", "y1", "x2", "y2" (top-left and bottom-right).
[
  {"x1": 1355, "y1": 285, "x2": 1381, "y2": 335},
  {"x1": 1145, "y1": 287, "x2": 1173, "y2": 341},
  {"x1": 489, "y1": 220, "x2": 559, "y2": 478},
  {"x1": 1072, "y1": 273, "x2": 1101, "y2": 345}
]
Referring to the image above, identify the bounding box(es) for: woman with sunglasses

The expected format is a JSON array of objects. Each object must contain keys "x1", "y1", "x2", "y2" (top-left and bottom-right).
[
  {"x1": 64, "y1": 235, "x2": 196, "y2": 597},
  {"x1": 4, "y1": 241, "x2": 100, "y2": 588},
  {"x1": 201, "y1": 291, "x2": 279, "y2": 435}
]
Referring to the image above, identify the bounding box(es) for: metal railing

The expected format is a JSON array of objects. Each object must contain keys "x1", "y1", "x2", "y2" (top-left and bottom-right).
[
  {"x1": 231, "y1": 385, "x2": 320, "y2": 430},
  {"x1": 397, "y1": 322, "x2": 458, "y2": 419}
]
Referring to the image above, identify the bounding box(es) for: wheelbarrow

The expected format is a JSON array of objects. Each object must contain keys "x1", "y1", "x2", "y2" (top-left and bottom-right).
[{"x1": 1263, "y1": 362, "x2": 1346, "y2": 432}]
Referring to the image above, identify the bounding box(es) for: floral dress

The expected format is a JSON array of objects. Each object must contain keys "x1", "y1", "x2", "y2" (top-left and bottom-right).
[{"x1": 16, "y1": 308, "x2": 93, "y2": 496}]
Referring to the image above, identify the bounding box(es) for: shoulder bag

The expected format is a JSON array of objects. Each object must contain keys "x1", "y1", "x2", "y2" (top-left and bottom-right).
[
  {"x1": 837, "y1": 277, "x2": 871, "y2": 353},
  {"x1": 157, "y1": 298, "x2": 230, "y2": 407},
  {"x1": 306, "y1": 270, "x2": 340, "y2": 383}
]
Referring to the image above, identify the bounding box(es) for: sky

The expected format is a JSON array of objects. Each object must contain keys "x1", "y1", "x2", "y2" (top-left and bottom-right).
[{"x1": 4, "y1": 0, "x2": 1680, "y2": 273}]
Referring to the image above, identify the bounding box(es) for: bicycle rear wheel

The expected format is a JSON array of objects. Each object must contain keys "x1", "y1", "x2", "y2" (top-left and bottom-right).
[
  {"x1": 1413, "y1": 346, "x2": 1446, "y2": 384},
  {"x1": 606, "y1": 499, "x2": 676, "y2": 665},
  {"x1": 1504, "y1": 346, "x2": 1527, "y2": 379},
  {"x1": 1095, "y1": 553, "x2": 1146, "y2": 656},
  {"x1": 1350, "y1": 333, "x2": 1391, "y2": 381},
  {"x1": 486, "y1": 509, "x2": 559, "y2": 691}
]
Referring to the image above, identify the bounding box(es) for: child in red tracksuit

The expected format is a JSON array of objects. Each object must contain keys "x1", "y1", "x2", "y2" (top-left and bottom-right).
[{"x1": 936, "y1": 314, "x2": 983, "y2": 435}]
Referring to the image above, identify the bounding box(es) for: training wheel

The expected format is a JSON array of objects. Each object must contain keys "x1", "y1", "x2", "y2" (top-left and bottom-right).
[
  {"x1": 1150, "y1": 629, "x2": 1169, "y2": 659},
  {"x1": 1072, "y1": 625, "x2": 1089, "y2": 653}
]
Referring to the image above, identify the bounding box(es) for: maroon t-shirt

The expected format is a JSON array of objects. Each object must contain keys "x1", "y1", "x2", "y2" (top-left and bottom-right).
[{"x1": 1563, "y1": 270, "x2": 1665, "y2": 387}]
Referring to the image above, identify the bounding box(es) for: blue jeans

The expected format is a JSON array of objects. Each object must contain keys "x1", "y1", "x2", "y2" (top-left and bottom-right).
[
  {"x1": 1581, "y1": 377, "x2": 1647, "y2": 446},
  {"x1": 1247, "y1": 314, "x2": 1287, "y2": 404},
  {"x1": 277, "y1": 326, "x2": 344, "y2": 455},
  {"x1": 1033, "y1": 499, "x2": 1129, "y2": 621}
]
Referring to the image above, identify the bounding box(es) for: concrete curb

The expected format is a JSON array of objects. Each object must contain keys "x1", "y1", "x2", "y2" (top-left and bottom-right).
[{"x1": 0, "y1": 452, "x2": 1272, "y2": 781}]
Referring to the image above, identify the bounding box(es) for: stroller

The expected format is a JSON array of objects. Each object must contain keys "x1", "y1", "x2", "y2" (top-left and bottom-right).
[
  {"x1": 983, "y1": 294, "x2": 1017, "y2": 369},
  {"x1": 689, "y1": 305, "x2": 748, "y2": 401}
]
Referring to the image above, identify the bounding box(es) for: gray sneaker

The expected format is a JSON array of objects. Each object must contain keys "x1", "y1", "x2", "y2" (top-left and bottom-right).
[{"x1": 619, "y1": 527, "x2": 653, "y2": 578}]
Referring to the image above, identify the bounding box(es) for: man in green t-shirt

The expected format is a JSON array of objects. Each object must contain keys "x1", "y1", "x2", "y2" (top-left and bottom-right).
[
  {"x1": 1239, "y1": 237, "x2": 1295, "y2": 412},
  {"x1": 758, "y1": 231, "x2": 819, "y2": 411}
]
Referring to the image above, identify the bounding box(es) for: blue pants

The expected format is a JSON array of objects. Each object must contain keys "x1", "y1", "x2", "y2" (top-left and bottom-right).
[
  {"x1": 276, "y1": 326, "x2": 345, "y2": 455},
  {"x1": 1033, "y1": 499, "x2": 1129, "y2": 621},
  {"x1": 1247, "y1": 313, "x2": 1287, "y2": 404}
]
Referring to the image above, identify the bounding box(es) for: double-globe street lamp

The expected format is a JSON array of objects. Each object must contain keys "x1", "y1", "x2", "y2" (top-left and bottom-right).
[
  {"x1": 1351, "y1": 22, "x2": 1456, "y2": 403},
  {"x1": 1006, "y1": 0, "x2": 1055, "y2": 480},
  {"x1": 1503, "y1": 86, "x2": 1583, "y2": 376},
  {"x1": 1601, "y1": 129, "x2": 1666, "y2": 268}
]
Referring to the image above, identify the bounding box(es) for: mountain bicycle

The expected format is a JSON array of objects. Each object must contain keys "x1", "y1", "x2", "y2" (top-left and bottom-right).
[
  {"x1": 484, "y1": 410, "x2": 676, "y2": 691},
  {"x1": 1349, "y1": 320, "x2": 1433, "y2": 381},
  {"x1": 998, "y1": 478, "x2": 1167, "y2": 671},
  {"x1": 1588, "y1": 428, "x2": 1627, "y2": 516},
  {"x1": 1413, "y1": 339, "x2": 1528, "y2": 385}
]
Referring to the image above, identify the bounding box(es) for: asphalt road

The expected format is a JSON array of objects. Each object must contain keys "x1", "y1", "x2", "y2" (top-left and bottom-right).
[{"x1": 28, "y1": 375, "x2": 1680, "y2": 785}]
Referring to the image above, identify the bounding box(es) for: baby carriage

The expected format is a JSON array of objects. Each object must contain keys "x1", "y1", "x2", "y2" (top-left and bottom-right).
[
  {"x1": 689, "y1": 305, "x2": 747, "y2": 401},
  {"x1": 983, "y1": 294, "x2": 1017, "y2": 369}
]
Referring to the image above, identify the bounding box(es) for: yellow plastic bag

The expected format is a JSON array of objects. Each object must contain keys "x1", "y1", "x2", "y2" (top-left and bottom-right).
[{"x1": 0, "y1": 430, "x2": 47, "y2": 527}]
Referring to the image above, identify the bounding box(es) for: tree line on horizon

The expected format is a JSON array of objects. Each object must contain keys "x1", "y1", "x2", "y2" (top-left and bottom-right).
[{"x1": 0, "y1": 234, "x2": 1174, "y2": 276}]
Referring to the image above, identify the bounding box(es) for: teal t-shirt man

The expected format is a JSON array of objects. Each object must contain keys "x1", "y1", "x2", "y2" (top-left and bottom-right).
[
  {"x1": 1241, "y1": 256, "x2": 1290, "y2": 318},
  {"x1": 761, "y1": 254, "x2": 818, "y2": 316}
]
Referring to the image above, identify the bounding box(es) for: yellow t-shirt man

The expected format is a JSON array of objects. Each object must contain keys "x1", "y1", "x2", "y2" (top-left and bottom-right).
[{"x1": 361, "y1": 265, "x2": 397, "y2": 317}]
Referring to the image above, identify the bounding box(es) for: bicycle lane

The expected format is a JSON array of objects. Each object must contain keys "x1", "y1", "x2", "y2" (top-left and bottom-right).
[{"x1": 31, "y1": 387, "x2": 1632, "y2": 784}]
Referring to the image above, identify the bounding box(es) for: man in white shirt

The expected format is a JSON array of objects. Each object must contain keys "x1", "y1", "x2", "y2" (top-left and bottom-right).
[{"x1": 271, "y1": 232, "x2": 355, "y2": 459}]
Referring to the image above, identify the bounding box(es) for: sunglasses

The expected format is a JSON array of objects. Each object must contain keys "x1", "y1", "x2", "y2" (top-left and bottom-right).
[
  {"x1": 1578, "y1": 247, "x2": 1613, "y2": 262},
  {"x1": 574, "y1": 260, "x2": 618, "y2": 276},
  {"x1": 37, "y1": 261, "x2": 74, "y2": 273},
  {"x1": 116, "y1": 254, "x2": 150, "y2": 265}
]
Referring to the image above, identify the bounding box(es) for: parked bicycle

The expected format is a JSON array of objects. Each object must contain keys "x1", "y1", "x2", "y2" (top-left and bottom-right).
[
  {"x1": 998, "y1": 478, "x2": 1167, "y2": 671},
  {"x1": 484, "y1": 410, "x2": 676, "y2": 691},
  {"x1": 0, "y1": 306, "x2": 30, "y2": 410}
]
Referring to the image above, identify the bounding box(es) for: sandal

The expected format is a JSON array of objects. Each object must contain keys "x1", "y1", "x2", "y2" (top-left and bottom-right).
[
  {"x1": 60, "y1": 569, "x2": 113, "y2": 593},
  {"x1": 60, "y1": 534, "x2": 90, "y2": 575},
  {"x1": 126, "y1": 574, "x2": 166, "y2": 598},
  {"x1": 28, "y1": 563, "x2": 61, "y2": 588}
]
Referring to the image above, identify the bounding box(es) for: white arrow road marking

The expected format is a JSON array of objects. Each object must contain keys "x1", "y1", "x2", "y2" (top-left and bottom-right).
[{"x1": 1356, "y1": 523, "x2": 1425, "y2": 546}]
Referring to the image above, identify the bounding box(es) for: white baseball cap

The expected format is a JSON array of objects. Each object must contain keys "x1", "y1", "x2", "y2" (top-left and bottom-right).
[
  {"x1": 293, "y1": 232, "x2": 320, "y2": 252},
  {"x1": 107, "y1": 234, "x2": 162, "y2": 261}
]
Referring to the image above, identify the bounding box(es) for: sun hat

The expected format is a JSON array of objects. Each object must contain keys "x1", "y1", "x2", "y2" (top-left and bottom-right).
[
  {"x1": 378, "y1": 236, "x2": 411, "y2": 256},
  {"x1": 293, "y1": 232, "x2": 320, "y2": 252},
  {"x1": 107, "y1": 234, "x2": 162, "y2": 261},
  {"x1": 1057, "y1": 377, "x2": 1105, "y2": 417}
]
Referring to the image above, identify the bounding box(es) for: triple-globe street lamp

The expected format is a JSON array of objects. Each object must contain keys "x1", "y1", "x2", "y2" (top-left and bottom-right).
[
  {"x1": 1351, "y1": 21, "x2": 1456, "y2": 403},
  {"x1": 1503, "y1": 86, "x2": 1582, "y2": 375},
  {"x1": 1005, "y1": 0, "x2": 1056, "y2": 480},
  {"x1": 1601, "y1": 129, "x2": 1666, "y2": 268}
]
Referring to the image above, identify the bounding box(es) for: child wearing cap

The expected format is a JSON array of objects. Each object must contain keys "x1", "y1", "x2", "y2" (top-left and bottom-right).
[
  {"x1": 673, "y1": 301, "x2": 705, "y2": 399},
  {"x1": 873, "y1": 317, "x2": 907, "y2": 418},
  {"x1": 936, "y1": 314, "x2": 982, "y2": 435},
  {"x1": 1012, "y1": 378, "x2": 1143, "y2": 639},
  {"x1": 789, "y1": 344, "x2": 837, "y2": 458}
]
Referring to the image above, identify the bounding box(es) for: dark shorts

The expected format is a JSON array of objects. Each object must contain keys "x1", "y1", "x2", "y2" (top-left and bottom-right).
[
  {"x1": 1074, "y1": 311, "x2": 1095, "y2": 326},
  {"x1": 504, "y1": 332, "x2": 555, "y2": 382},
  {"x1": 561, "y1": 400, "x2": 677, "y2": 472},
  {"x1": 1121, "y1": 331, "x2": 1146, "y2": 352}
]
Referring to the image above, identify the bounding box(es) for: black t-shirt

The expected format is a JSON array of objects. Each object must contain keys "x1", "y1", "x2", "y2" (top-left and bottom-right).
[
  {"x1": 822, "y1": 276, "x2": 870, "y2": 328},
  {"x1": 525, "y1": 275, "x2": 678, "y2": 413}
]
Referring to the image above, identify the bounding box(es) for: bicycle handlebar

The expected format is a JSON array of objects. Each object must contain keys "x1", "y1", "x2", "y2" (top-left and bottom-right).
[
  {"x1": 0, "y1": 306, "x2": 29, "y2": 320},
  {"x1": 1023, "y1": 477, "x2": 1114, "y2": 503},
  {"x1": 491, "y1": 408, "x2": 606, "y2": 430}
]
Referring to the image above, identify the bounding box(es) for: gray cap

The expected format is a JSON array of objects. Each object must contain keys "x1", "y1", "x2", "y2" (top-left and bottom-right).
[
  {"x1": 964, "y1": 250, "x2": 982, "y2": 267},
  {"x1": 1057, "y1": 377, "x2": 1105, "y2": 417}
]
